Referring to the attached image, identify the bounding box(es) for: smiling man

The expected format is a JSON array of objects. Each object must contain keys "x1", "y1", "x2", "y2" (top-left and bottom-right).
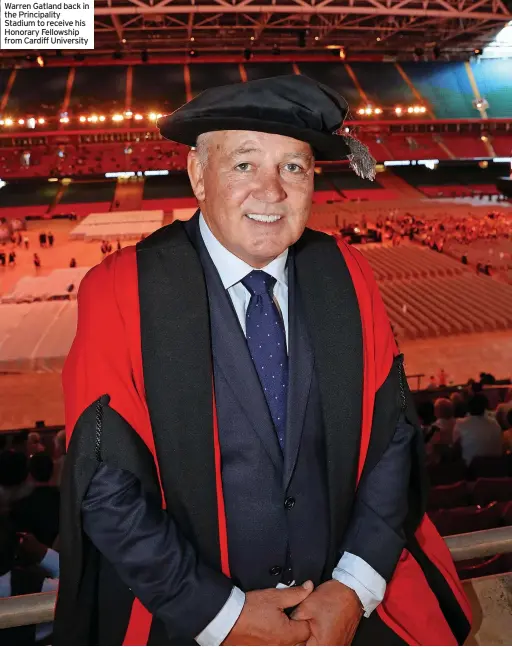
[{"x1": 55, "y1": 76, "x2": 471, "y2": 646}]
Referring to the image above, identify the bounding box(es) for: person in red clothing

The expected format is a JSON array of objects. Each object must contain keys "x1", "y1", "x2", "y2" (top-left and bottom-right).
[{"x1": 55, "y1": 76, "x2": 471, "y2": 646}]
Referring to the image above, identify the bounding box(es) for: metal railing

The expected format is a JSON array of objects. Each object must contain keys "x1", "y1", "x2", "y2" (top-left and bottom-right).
[{"x1": 1, "y1": 527, "x2": 512, "y2": 630}]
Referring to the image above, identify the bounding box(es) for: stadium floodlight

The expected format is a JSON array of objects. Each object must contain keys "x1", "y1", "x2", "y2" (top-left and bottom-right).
[{"x1": 473, "y1": 98, "x2": 490, "y2": 112}]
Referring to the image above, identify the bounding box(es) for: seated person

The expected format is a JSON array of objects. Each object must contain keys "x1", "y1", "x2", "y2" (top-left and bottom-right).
[
  {"x1": 0, "y1": 451, "x2": 32, "y2": 515},
  {"x1": 11, "y1": 453, "x2": 60, "y2": 547},
  {"x1": 0, "y1": 518, "x2": 59, "y2": 644},
  {"x1": 453, "y1": 394, "x2": 503, "y2": 466}
]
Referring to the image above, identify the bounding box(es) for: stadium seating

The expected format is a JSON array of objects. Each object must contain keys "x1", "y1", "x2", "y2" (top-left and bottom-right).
[
  {"x1": 429, "y1": 502, "x2": 502, "y2": 536},
  {"x1": 400, "y1": 62, "x2": 476, "y2": 119},
  {"x1": 470, "y1": 59, "x2": 512, "y2": 119}
]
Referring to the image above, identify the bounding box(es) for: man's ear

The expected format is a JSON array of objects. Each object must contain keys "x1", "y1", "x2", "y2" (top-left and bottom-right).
[{"x1": 187, "y1": 150, "x2": 206, "y2": 202}]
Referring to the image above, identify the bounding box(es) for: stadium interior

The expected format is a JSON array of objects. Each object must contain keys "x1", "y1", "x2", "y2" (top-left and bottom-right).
[{"x1": 0, "y1": 0, "x2": 512, "y2": 642}]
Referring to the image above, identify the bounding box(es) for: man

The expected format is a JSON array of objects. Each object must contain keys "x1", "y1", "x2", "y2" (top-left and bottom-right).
[
  {"x1": 453, "y1": 394, "x2": 503, "y2": 466},
  {"x1": 0, "y1": 520, "x2": 59, "y2": 644},
  {"x1": 11, "y1": 452, "x2": 60, "y2": 547},
  {"x1": 55, "y1": 76, "x2": 470, "y2": 645}
]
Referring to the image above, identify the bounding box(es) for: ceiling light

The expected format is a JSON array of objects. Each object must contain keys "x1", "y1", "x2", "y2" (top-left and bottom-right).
[
  {"x1": 408, "y1": 107, "x2": 414, "y2": 114},
  {"x1": 5, "y1": 118, "x2": 13, "y2": 126},
  {"x1": 358, "y1": 108, "x2": 365, "y2": 115},
  {"x1": 79, "y1": 116, "x2": 86, "y2": 122},
  {"x1": 18, "y1": 118, "x2": 25, "y2": 125},
  {"x1": 59, "y1": 116, "x2": 69, "y2": 123},
  {"x1": 134, "y1": 113, "x2": 143, "y2": 120},
  {"x1": 125, "y1": 111, "x2": 133, "y2": 117},
  {"x1": 395, "y1": 107, "x2": 403, "y2": 115},
  {"x1": 38, "y1": 117, "x2": 45, "y2": 124},
  {"x1": 112, "y1": 114, "x2": 124, "y2": 122},
  {"x1": 99, "y1": 115, "x2": 106, "y2": 122}
]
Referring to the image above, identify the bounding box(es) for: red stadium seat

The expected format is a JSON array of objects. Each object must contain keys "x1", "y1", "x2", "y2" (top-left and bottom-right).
[
  {"x1": 427, "y1": 481, "x2": 470, "y2": 511},
  {"x1": 468, "y1": 456, "x2": 509, "y2": 480},
  {"x1": 428, "y1": 460, "x2": 466, "y2": 486},
  {"x1": 456, "y1": 554, "x2": 509, "y2": 580},
  {"x1": 472, "y1": 478, "x2": 512, "y2": 507},
  {"x1": 429, "y1": 502, "x2": 502, "y2": 536}
]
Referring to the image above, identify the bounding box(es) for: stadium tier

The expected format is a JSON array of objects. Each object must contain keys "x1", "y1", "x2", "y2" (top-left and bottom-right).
[{"x1": 0, "y1": 60, "x2": 510, "y2": 128}]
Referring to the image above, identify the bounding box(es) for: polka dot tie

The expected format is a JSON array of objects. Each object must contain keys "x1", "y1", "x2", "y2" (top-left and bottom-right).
[{"x1": 242, "y1": 270, "x2": 288, "y2": 451}]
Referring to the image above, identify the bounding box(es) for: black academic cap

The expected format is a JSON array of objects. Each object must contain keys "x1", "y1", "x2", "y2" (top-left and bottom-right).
[{"x1": 157, "y1": 74, "x2": 376, "y2": 180}]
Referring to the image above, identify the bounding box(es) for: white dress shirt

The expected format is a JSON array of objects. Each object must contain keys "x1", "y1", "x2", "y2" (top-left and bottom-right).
[{"x1": 196, "y1": 214, "x2": 385, "y2": 646}]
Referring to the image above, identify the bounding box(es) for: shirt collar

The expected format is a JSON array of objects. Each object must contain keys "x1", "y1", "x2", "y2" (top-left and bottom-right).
[{"x1": 199, "y1": 212, "x2": 288, "y2": 290}]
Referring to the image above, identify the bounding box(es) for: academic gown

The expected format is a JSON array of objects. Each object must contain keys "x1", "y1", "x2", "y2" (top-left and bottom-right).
[{"x1": 54, "y1": 217, "x2": 472, "y2": 646}]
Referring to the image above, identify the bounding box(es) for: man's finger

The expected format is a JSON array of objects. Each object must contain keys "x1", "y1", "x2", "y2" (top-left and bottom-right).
[
  {"x1": 288, "y1": 618, "x2": 311, "y2": 645},
  {"x1": 274, "y1": 581, "x2": 314, "y2": 609},
  {"x1": 290, "y1": 605, "x2": 309, "y2": 622}
]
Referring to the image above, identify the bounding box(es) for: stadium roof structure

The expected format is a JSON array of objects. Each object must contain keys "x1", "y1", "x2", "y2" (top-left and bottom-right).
[
  {"x1": 0, "y1": 0, "x2": 510, "y2": 61},
  {"x1": 89, "y1": 0, "x2": 512, "y2": 58}
]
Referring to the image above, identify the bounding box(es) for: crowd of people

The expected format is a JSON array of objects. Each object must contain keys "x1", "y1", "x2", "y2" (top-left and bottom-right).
[
  {"x1": 418, "y1": 376, "x2": 512, "y2": 467},
  {"x1": 0, "y1": 429, "x2": 66, "y2": 642}
]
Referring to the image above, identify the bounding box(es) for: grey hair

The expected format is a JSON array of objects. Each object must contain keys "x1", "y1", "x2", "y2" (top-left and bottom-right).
[{"x1": 194, "y1": 132, "x2": 215, "y2": 169}]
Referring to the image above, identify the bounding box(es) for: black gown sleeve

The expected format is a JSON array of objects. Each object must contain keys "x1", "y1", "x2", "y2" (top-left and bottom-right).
[{"x1": 82, "y1": 463, "x2": 234, "y2": 639}]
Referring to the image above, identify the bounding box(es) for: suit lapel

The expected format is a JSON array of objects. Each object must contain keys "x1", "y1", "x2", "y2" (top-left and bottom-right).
[
  {"x1": 136, "y1": 215, "x2": 222, "y2": 569},
  {"x1": 294, "y1": 229, "x2": 364, "y2": 565},
  {"x1": 283, "y1": 252, "x2": 314, "y2": 489},
  {"x1": 184, "y1": 215, "x2": 283, "y2": 471}
]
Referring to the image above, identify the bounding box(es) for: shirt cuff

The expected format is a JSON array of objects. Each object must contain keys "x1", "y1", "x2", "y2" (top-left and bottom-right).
[
  {"x1": 332, "y1": 552, "x2": 386, "y2": 618},
  {"x1": 195, "y1": 586, "x2": 245, "y2": 646},
  {"x1": 39, "y1": 547, "x2": 60, "y2": 578}
]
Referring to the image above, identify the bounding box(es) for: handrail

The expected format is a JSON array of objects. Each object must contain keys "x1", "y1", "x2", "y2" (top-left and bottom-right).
[{"x1": 1, "y1": 527, "x2": 512, "y2": 630}]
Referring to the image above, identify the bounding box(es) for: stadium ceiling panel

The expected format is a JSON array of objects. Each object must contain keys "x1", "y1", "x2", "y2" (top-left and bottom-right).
[{"x1": 89, "y1": 0, "x2": 512, "y2": 57}]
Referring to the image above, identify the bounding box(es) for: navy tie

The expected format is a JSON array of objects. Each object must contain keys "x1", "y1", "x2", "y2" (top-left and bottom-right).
[{"x1": 242, "y1": 271, "x2": 288, "y2": 451}]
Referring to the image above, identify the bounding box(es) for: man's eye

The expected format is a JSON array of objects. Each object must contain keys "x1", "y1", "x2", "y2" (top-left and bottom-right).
[
  {"x1": 285, "y1": 163, "x2": 303, "y2": 173},
  {"x1": 235, "y1": 162, "x2": 251, "y2": 172}
]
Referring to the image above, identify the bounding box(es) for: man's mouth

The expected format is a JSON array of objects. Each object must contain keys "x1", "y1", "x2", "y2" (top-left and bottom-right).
[{"x1": 245, "y1": 214, "x2": 283, "y2": 223}]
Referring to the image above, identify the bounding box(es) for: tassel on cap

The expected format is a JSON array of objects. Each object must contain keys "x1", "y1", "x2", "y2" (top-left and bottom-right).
[{"x1": 344, "y1": 136, "x2": 377, "y2": 181}]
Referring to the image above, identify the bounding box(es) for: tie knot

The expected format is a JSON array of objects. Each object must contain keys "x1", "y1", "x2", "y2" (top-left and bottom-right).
[{"x1": 241, "y1": 270, "x2": 276, "y2": 297}]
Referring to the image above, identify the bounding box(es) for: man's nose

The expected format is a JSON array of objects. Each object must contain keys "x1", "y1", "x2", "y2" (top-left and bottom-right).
[{"x1": 251, "y1": 170, "x2": 287, "y2": 203}]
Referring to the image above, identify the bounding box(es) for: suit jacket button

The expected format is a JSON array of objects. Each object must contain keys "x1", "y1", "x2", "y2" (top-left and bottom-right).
[
  {"x1": 269, "y1": 565, "x2": 282, "y2": 576},
  {"x1": 284, "y1": 496, "x2": 295, "y2": 510}
]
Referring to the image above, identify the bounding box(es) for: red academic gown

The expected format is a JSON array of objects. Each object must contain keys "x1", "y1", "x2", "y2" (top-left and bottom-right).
[{"x1": 59, "y1": 222, "x2": 471, "y2": 646}]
